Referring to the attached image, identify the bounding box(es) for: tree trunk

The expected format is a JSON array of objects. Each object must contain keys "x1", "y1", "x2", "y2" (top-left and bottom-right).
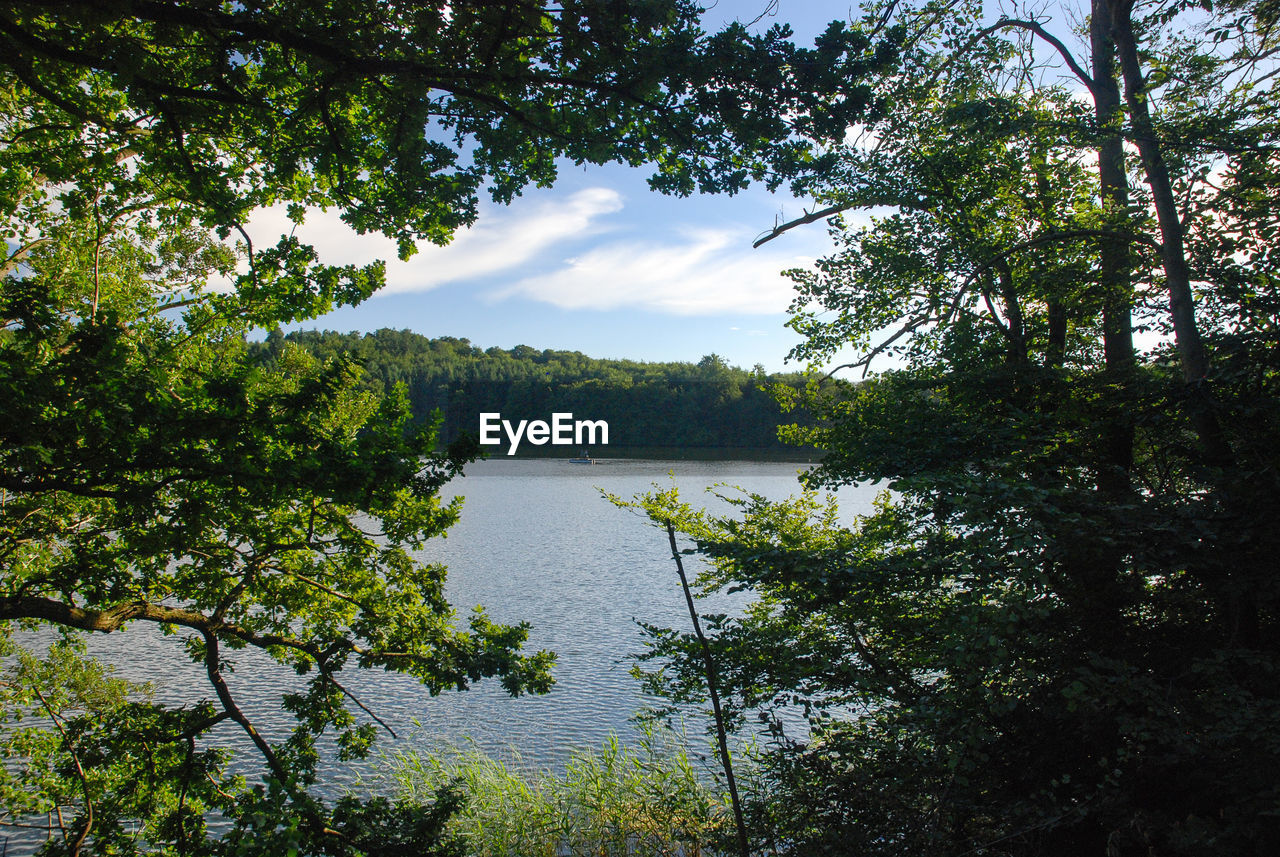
[
  {"x1": 1091, "y1": 0, "x2": 1138, "y2": 496},
  {"x1": 1107, "y1": 0, "x2": 1209, "y2": 383},
  {"x1": 1092, "y1": 0, "x2": 1136, "y2": 378},
  {"x1": 1107, "y1": 0, "x2": 1232, "y2": 468}
]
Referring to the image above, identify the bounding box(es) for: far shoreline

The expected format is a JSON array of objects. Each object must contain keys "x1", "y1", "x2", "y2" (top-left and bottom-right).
[{"x1": 469, "y1": 445, "x2": 822, "y2": 463}]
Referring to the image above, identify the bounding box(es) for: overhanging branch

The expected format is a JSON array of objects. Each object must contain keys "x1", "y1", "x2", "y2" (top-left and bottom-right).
[
  {"x1": 754, "y1": 203, "x2": 854, "y2": 248},
  {"x1": 982, "y1": 18, "x2": 1097, "y2": 96}
]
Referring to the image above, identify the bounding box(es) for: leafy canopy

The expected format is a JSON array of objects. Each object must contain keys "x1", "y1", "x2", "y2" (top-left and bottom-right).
[{"x1": 0, "y1": 2, "x2": 897, "y2": 853}]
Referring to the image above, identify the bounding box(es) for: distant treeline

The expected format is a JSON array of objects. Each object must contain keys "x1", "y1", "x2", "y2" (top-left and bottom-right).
[{"x1": 257, "y1": 329, "x2": 816, "y2": 456}]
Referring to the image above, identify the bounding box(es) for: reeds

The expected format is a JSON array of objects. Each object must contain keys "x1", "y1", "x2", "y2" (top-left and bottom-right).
[{"x1": 382, "y1": 724, "x2": 739, "y2": 857}]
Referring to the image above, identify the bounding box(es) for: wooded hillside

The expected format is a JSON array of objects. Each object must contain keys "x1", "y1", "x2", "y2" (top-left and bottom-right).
[{"x1": 260, "y1": 329, "x2": 815, "y2": 455}]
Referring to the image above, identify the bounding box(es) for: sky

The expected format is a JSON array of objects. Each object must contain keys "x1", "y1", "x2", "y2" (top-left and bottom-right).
[{"x1": 260, "y1": 1, "x2": 868, "y2": 373}]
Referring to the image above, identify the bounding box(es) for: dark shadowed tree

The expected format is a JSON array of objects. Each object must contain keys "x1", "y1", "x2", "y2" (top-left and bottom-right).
[{"x1": 628, "y1": 1, "x2": 1280, "y2": 854}]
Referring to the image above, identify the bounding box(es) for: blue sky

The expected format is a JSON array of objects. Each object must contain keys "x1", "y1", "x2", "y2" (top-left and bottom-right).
[{"x1": 263, "y1": 2, "x2": 858, "y2": 372}]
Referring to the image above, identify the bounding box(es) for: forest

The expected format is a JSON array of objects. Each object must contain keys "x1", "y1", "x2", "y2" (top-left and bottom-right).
[
  {"x1": 259, "y1": 329, "x2": 815, "y2": 454},
  {"x1": 1, "y1": 0, "x2": 1277, "y2": 855}
]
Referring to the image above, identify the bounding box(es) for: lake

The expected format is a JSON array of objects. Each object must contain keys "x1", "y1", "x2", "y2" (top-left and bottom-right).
[{"x1": 69, "y1": 458, "x2": 878, "y2": 794}]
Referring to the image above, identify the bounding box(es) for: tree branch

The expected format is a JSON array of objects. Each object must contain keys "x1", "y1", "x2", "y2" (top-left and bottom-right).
[
  {"x1": 753, "y1": 203, "x2": 853, "y2": 248},
  {"x1": 816, "y1": 223, "x2": 1134, "y2": 378},
  {"x1": 31, "y1": 685, "x2": 93, "y2": 857},
  {"x1": 982, "y1": 18, "x2": 1097, "y2": 95},
  {"x1": 0, "y1": 238, "x2": 54, "y2": 279},
  {"x1": 0, "y1": 596, "x2": 320, "y2": 658},
  {"x1": 959, "y1": 228, "x2": 1161, "y2": 298},
  {"x1": 326, "y1": 674, "x2": 397, "y2": 739},
  {"x1": 198, "y1": 629, "x2": 335, "y2": 840}
]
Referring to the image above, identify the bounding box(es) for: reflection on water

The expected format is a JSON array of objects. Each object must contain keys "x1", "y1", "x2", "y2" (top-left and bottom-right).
[{"x1": 67, "y1": 459, "x2": 876, "y2": 795}]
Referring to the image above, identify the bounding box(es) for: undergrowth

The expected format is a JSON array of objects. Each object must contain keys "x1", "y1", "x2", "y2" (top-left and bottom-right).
[{"x1": 379, "y1": 724, "x2": 746, "y2": 857}]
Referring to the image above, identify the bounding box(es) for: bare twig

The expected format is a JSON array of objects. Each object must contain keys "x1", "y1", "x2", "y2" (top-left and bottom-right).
[
  {"x1": 982, "y1": 18, "x2": 1097, "y2": 95},
  {"x1": 743, "y1": 0, "x2": 779, "y2": 28},
  {"x1": 326, "y1": 674, "x2": 398, "y2": 738}
]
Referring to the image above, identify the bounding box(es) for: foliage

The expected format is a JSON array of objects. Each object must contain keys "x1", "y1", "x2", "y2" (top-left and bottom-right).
[
  {"x1": 265, "y1": 329, "x2": 817, "y2": 453},
  {"x1": 382, "y1": 725, "x2": 740, "y2": 857},
  {"x1": 0, "y1": 636, "x2": 239, "y2": 853},
  {"x1": 0, "y1": 2, "x2": 893, "y2": 853},
  {"x1": 0, "y1": 211, "x2": 532, "y2": 855},
  {"x1": 625, "y1": 1, "x2": 1280, "y2": 855},
  {"x1": 0, "y1": 0, "x2": 892, "y2": 291}
]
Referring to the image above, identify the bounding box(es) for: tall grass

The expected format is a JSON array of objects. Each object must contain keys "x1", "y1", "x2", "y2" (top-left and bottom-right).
[{"x1": 381, "y1": 724, "x2": 743, "y2": 857}]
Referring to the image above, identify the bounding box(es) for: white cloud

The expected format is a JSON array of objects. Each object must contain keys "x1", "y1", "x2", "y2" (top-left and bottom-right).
[
  {"x1": 243, "y1": 187, "x2": 623, "y2": 294},
  {"x1": 494, "y1": 228, "x2": 814, "y2": 315}
]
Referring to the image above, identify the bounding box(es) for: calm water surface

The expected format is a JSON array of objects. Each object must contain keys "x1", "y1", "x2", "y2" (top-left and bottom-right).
[{"x1": 77, "y1": 459, "x2": 877, "y2": 794}]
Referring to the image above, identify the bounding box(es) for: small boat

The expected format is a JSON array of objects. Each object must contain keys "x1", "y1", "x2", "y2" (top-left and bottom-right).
[{"x1": 568, "y1": 448, "x2": 597, "y2": 464}]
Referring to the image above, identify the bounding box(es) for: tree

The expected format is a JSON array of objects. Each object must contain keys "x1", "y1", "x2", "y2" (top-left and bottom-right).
[
  {"x1": 0, "y1": 2, "x2": 896, "y2": 853},
  {"x1": 0, "y1": 0, "x2": 887, "y2": 293},
  {"x1": 631, "y1": 1, "x2": 1280, "y2": 854},
  {"x1": 0, "y1": 204, "x2": 534, "y2": 855}
]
